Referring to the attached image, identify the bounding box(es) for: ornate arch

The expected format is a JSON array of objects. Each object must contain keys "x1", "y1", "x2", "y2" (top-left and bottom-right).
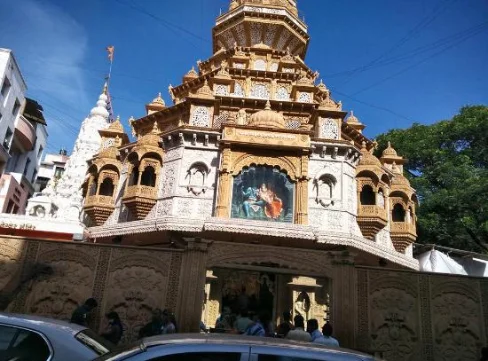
[
  {"x1": 357, "y1": 170, "x2": 380, "y2": 185},
  {"x1": 232, "y1": 153, "x2": 300, "y2": 180},
  {"x1": 207, "y1": 243, "x2": 334, "y2": 276}
]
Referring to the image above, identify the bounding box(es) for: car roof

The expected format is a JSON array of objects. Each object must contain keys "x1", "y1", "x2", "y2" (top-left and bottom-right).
[
  {"x1": 0, "y1": 312, "x2": 86, "y2": 336},
  {"x1": 99, "y1": 334, "x2": 374, "y2": 361}
]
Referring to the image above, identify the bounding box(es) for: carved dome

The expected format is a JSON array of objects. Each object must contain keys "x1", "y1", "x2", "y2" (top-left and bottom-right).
[
  {"x1": 147, "y1": 93, "x2": 166, "y2": 110},
  {"x1": 359, "y1": 142, "x2": 382, "y2": 167},
  {"x1": 186, "y1": 67, "x2": 198, "y2": 78},
  {"x1": 346, "y1": 111, "x2": 360, "y2": 125},
  {"x1": 391, "y1": 163, "x2": 411, "y2": 186},
  {"x1": 382, "y1": 141, "x2": 398, "y2": 157},
  {"x1": 248, "y1": 101, "x2": 285, "y2": 129}
]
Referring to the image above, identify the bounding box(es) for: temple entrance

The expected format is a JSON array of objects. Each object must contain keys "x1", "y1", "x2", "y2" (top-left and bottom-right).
[{"x1": 202, "y1": 267, "x2": 331, "y2": 333}]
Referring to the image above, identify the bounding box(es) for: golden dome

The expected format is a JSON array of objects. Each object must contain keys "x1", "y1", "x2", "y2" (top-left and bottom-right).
[
  {"x1": 391, "y1": 163, "x2": 411, "y2": 187},
  {"x1": 359, "y1": 141, "x2": 382, "y2": 167},
  {"x1": 194, "y1": 79, "x2": 215, "y2": 99},
  {"x1": 107, "y1": 116, "x2": 125, "y2": 133},
  {"x1": 317, "y1": 79, "x2": 328, "y2": 92},
  {"x1": 382, "y1": 141, "x2": 398, "y2": 157},
  {"x1": 248, "y1": 101, "x2": 285, "y2": 129},
  {"x1": 148, "y1": 92, "x2": 166, "y2": 110},
  {"x1": 346, "y1": 111, "x2": 360, "y2": 124},
  {"x1": 185, "y1": 67, "x2": 198, "y2": 79}
]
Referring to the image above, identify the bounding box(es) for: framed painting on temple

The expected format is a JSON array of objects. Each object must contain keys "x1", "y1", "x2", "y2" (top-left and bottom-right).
[{"x1": 231, "y1": 165, "x2": 294, "y2": 223}]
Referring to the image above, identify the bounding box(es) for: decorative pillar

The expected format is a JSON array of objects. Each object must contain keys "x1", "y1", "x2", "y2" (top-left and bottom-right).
[
  {"x1": 215, "y1": 147, "x2": 232, "y2": 218},
  {"x1": 215, "y1": 172, "x2": 231, "y2": 218},
  {"x1": 176, "y1": 239, "x2": 209, "y2": 333},
  {"x1": 295, "y1": 178, "x2": 308, "y2": 224}
]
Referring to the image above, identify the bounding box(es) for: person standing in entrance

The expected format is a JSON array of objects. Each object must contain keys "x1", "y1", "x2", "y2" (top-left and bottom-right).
[
  {"x1": 286, "y1": 315, "x2": 311, "y2": 342},
  {"x1": 70, "y1": 298, "x2": 98, "y2": 327},
  {"x1": 277, "y1": 310, "x2": 294, "y2": 338}
]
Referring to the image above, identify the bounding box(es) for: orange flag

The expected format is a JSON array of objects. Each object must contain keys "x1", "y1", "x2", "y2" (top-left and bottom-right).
[{"x1": 106, "y1": 46, "x2": 115, "y2": 62}]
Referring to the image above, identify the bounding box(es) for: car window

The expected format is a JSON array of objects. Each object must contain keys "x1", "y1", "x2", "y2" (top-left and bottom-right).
[
  {"x1": 6, "y1": 329, "x2": 50, "y2": 361},
  {"x1": 75, "y1": 329, "x2": 114, "y2": 356},
  {"x1": 147, "y1": 352, "x2": 242, "y2": 361},
  {"x1": 0, "y1": 325, "x2": 18, "y2": 350}
]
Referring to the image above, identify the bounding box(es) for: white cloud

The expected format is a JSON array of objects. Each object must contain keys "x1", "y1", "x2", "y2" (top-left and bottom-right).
[{"x1": 0, "y1": 0, "x2": 90, "y2": 113}]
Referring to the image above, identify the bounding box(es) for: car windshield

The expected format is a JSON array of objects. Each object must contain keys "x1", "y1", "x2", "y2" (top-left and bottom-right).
[{"x1": 75, "y1": 329, "x2": 114, "y2": 356}]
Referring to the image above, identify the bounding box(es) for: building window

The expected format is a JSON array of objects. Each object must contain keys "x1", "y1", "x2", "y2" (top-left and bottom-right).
[
  {"x1": 31, "y1": 170, "x2": 37, "y2": 184},
  {"x1": 6, "y1": 200, "x2": 15, "y2": 213},
  {"x1": 392, "y1": 203, "x2": 406, "y2": 222},
  {"x1": 250, "y1": 84, "x2": 269, "y2": 99},
  {"x1": 360, "y1": 185, "x2": 376, "y2": 205},
  {"x1": 190, "y1": 106, "x2": 210, "y2": 127},
  {"x1": 23, "y1": 158, "x2": 31, "y2": 176},
  {"x1": 320, "y1": 118, "x2": 339, "y2": 140},
  {"x1": 12, "y1": 99, "x2": 21, "y2": 117},
  {"x1": 253, "y1": 59, "x2": 267, "y2": 71},
  {"x1": 3, "y1": 128, "x2": 13, "y2": 150},
  {"x1": 141, "y1": 166, "x2": 156, "y2": 187},
  {"x1": 275, "y1": 86, "x2": 290, "y2": 101},
  {"x1": 99, "y1": 178, "x2": 115, "y2": 197},
  {"x1": 1, "y1": 77, "x2": 11, "y2": 99},
  {"x1": 37, "y1": 145, "x2": 44, "y2": 161},
  {"x1": 54, "y1": 166, "x2": 64, "y2": 178}
]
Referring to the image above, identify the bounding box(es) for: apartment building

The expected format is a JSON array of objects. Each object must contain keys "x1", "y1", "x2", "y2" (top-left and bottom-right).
[{"x1": 0, "y1": 49, "x2": 47, "y2": 214}]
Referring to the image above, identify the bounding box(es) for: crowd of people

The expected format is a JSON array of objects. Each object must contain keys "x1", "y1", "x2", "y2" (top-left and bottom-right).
[
  {"x1": 212, "y1": 309, "x2": 339, "y2": 347},
  {"x1": 69, "y1": 298, "x2": 178, "y2": 345}
]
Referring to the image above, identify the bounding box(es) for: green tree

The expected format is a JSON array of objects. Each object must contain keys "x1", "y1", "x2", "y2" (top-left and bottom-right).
[{"x1": 375, "y1": 106, "x2": 488, "y2": 252}]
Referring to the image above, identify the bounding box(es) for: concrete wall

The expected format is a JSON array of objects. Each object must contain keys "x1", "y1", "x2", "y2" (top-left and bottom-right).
[{"x1": 0, "y1": 237, "x2": 486, "y2": 360}]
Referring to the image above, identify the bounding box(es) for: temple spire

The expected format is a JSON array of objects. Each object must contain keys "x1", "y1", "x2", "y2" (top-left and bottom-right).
[{"x1": 26, "y1": 81, "x2": 111, "y2": 221}]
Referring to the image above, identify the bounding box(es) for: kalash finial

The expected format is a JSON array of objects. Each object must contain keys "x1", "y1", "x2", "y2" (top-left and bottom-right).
[{"x1": 265, "y1": 100, "x2": 272, "y2": 110}]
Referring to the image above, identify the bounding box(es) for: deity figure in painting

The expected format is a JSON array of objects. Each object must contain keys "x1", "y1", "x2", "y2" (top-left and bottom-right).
[{"x1": 242, "y1": 183, "x2": 283, "y2": 220}]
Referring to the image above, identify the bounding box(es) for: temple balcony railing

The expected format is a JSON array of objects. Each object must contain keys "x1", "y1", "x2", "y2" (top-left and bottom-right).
[
  {"x1": 391, "y1": 221, "x2": 417, "y2": 237},
  {"x1": 356, "y1": 205, "x2": 388, "y2": 240},
  {"x1": 84, "y1": 195, "x2": 115, "y2": 208},
  {"x1": 124, "y1": 185, "x2": 157, "y2": 199}
]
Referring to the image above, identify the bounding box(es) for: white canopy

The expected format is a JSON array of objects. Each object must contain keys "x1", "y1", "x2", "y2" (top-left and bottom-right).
[{"x1": 417, "y1": 249, "x2": 488, "y2": 277}]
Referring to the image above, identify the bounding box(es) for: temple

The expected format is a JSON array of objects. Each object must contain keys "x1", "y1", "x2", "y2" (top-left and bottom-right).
[{"x1": 82, "y1": 0, "x2": 419, "y2": 331}]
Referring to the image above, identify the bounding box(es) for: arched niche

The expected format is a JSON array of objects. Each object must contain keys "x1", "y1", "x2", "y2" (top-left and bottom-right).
[
  {"x1": 313, "y1": 173, "x2": 337, "y2": 208},
  {"x1": 187, "y1": 161, "x2": 210, "y2": 196},
  {"x1": 392, "y1": 203, "x2": 406, "y2": 222}
]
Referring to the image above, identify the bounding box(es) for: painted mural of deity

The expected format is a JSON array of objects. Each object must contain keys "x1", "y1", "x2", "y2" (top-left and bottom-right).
[{"x1": 231, "y1": 166, "x2": 294, "y2": 223}]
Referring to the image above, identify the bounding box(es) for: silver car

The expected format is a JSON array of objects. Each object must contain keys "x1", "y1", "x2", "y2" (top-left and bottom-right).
[
  {"x1": 96, "y1": 334, "x2": 376, "y2": 361},
  {"x1": 0, "y1": 313, "x2": 114, "y2": 361}
]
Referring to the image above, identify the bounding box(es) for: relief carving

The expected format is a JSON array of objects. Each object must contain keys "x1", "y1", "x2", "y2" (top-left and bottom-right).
[
  {"x1": 369, "y1": 274, "x2": 419, "y2": 361},
  {"x1": 431, "y1": 280, "x2": 483, "y2": 361}
]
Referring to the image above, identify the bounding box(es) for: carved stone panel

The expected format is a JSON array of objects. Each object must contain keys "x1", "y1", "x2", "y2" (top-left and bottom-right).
[
  {"x1": 24, "y1": 243, "x2": 99, "y2": 322},
  {"x1": 430, "y1": 278, "x2": 484, "y2": 361},
  {"x1": 369, "y1": 271, "x2": 420, "y2": 361},
  {"x1": 102, "y1": 249, "x2": 172, "y2": 343}
]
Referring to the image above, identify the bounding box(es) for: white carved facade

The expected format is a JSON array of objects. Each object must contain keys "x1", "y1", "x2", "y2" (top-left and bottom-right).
[{"x1": 25, "y1": 86, "x2": 110, "y2": 226}]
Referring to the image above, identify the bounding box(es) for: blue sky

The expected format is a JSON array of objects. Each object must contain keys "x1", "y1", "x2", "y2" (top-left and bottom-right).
[{"x1": 0, "y1": 0, "x2": 487, "y2": 154}]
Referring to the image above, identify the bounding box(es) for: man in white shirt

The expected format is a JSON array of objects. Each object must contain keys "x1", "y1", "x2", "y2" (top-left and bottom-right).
[{"x1": 286, "y1": 315, "x2": 311, "y2": 342}]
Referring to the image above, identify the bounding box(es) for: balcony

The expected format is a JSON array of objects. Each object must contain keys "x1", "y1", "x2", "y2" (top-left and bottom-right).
[
  {"x1": 390, "y1": 222, "x2": 417, "y2": 253},
  {"x1": 84, "y1": 195, "x2": 115, "y2": 226},
  {"x1": 357, "y1": 205, "x2": 388, "y2": 240},
  {"x1": 122, "y1": 185, "x2": 157, "y2": 220},
  {"x1": 14, "y1": 115, "x2": 36, "y2": 152}
]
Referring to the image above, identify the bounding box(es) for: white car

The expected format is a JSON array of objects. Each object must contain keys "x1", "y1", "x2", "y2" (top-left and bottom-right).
[
  {"x1": 96, "y1": 334, "x2": 376, "y2": 361},
  {"x1": 0, "y1": 313, "x2": 114, "y2": 361}
]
